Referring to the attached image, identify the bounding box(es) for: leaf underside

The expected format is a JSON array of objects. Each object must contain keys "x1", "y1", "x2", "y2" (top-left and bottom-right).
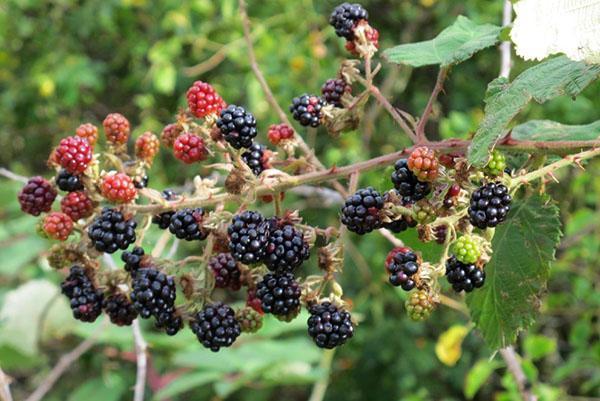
[{"x1": 512, "y1": 119, "x2": 600, "y2": 142}]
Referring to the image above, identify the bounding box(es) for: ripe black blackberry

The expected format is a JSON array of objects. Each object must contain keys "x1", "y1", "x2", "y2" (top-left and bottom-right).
[
  {"x1": 216, "y1": 105, "x2": 257, "y2": 149},
  {"x1": 242, "y1": 143, "x2": 268, "y2": 176},
  {"x1": 256, "y1": 272, "x2": 301, "y2": 318},
  {"x1": 340, "y1": 187, "x2": 384, "y2": 234},
  {"x1": 385, "y1": 247, "x2": 420, "y2": 291},
  {"x1": 61, "y1": 265, "x2": 103, "y2": 323},
  {"x1": 329, "y1": 3, "x2": 368, "y2": 40},
  {"x1": 133, "y1": 175, "x2": 149, "y2": 189},
  {"x1": 468, "y1": 182, "x2": 512, "y2": 229},
  {"x1": 103, "y1": 292, "x2": 138, "y2": 326},
  {"x1": 88, "y1": 208, "x2": 137, "y2": 254},
  {"x1": 130, "y1": 267, "x2": 177, "y2": 320},
  {"x1": 155, "y1": 311, "x2": 183, "y2": 336},
  {"x1": 190, "y1": 302, "x2": 241, "y2": 352},
  {"x1": 290, "y1": 94, "x2": 325, "y2": 127},
  {"x1": 445, "y1": 256, "x2": 485, "y2": 293},
  {"x1": 152, "y1": 190, "x2": 177, "y2": 229},
  {"x1": 121, "y1": 246, "x2": 146, "y2": 274},
  {"x1": 168, "y1": 208, "x2": 208, "y2": 241},
  {"x1": 321, "y1": 78, "x2": 349, "y2": 108},
  {"x1": 391, "y1": 159, "x2": 431, "y2": 204},
  {"x1": 227, "y1": 211, "x2": 270, "y2": 264},
  {"x1": 307, "y1": 301, "x2": 354, "y2": 349},
  {"x1": 56, "y1": 169, "x2": 84, "y2": 192},
  {"x1": 383, "y1": 216, "x2": 417, "y2": 233},
  {"x1": 209, "y1": 253, "x2": 242, "y2": 291},
  {"x1": 264, "y1": 224, "x2": 310, "y2": 272}
]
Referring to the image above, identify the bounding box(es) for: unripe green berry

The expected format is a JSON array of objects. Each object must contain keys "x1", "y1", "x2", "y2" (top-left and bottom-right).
[
  {"x1": 405, "y1": 290, "x2": 435, "y2": 321},
  {"x1": 452, "y1": 235, "x2": 481, "y2": 264},
  {"x1": 484, "y1": 150, "x2": 506, "y2": 176},
  {"x1": 236, "y1": 307, "x2": 263, "y2": 333},
  {"x1": 413, "y1": 200, "x2": 436, "y2": 224}
]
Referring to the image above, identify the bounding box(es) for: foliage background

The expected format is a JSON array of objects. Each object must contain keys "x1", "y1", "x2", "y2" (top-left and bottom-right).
[{"x1": 0, "y1": 0, "x2": 599, "y2": 400}]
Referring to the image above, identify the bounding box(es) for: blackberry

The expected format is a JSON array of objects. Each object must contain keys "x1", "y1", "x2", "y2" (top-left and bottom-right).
[
  {"x1": 152, "y1": 190, "x2": 177, "y2": 229},
  {"x1": 445, "y1": 256, "x2": 485, "y2": 293},
  {"x1": 452, "y1": 235, "x2": 481, "y2": 264},
  {"x1": 391, "y1": 159, "x2": 431, "y2": 204},
  {"x1": 468, "y1": 182, "x2": 512, "y2": 229},
  {"x1": 190, "y1": 302, "x2": 241, "y2": 352},
  {"x1": 88, "y1": 208, "x2": 137, "y2": 254},
  {"x1": 484, "y1": 150, "x2": 507, "y2": 177},
  {"x1": 130, "y1": 267, "x2": 177, "y2": 320},
  {"x1": 18, "y1": 176, "x2": 57, "y2": 216},
  {"x1": 121, "y1": 246, "x2": 146, "y2": 274},
  {"x1": 227, "y1": 211, "x2": 270, "y2": 264},
  {"x1": 383, "y1": 216, "x2": 417, "y2": 233},
  {"x1": 236, "y1": 307, "x2": 263, "y2": 333},
  {"x1": 405, "y1": 290, "x2": 435, "y2": 321},
  {"x1": 155, "y1": 311, "x2": 183, "y2": 336},
  {"x1": 61, "y1": 265, "x2": 103, "y2": 323},
  {"x1": 209, "y1": 253, "x2": 242, "y2": 291},
  {"x1": 385, "y1": 247, "x2": 420, "y2": 291},
  {"x1": 256, "y1": 272, "x2": 301, "y2": 318},
  {"x1": 340, "y1": 187, "x2": 384, "y2": 234},
  {"x1": 307, "y1": 301, "x2": 354, "y2": 349},
  {"x1": 321, "y1": 78, "x2": 349, "y2": 108},
  {"x1": 433, "y1": 224, "x2": 448, "y2": 244},
  {"x1": 133, "y1": 175, "x2": 149, "y2": 189},
  {"x1": 103, "y1": 293, "x2": 138, "y2": 326},
  {"x1": 329, "y1": 3, "x2": 368, "y2": 40},
  {"x1": 216, "y1": 105, "x2": 257, "y2": 149},
  {"x1": 56, "y1": 169, "x2": 84, "y2": 192},
  {"x1": 264, "y1": 224, "x2": 310, "y2": 273},
  {"x1": 168, "y1": 208, "x2": 208, "y2": 241},
  {"x1": 290, "y1": 94, "x2": 325, "y2": 127},
  {"x1": 242, "y1": 143, "x2": 269, "y2": 176}
]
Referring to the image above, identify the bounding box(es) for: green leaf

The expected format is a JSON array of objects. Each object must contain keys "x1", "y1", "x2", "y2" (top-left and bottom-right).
[
  {"x1": 464, "y1": 359, "x2": 501, "y2": 399},
  {"x1": 68, "y1": 375, "x2": 126, "y2": 401},
  {"x1": 153, "y1": 63, "x2": 176, "y2": 94},
  {"x1": 512, "y1": 120, "x2": 600, "y2": 142},
  {"x1": 153, "y1": 371, "x2": 222, "y2": 400},
  {"x1": 524, "y1": 334, "x2": 557, "y2": 360},
  {"x1": 383, "y1": 16, "x2": 501, "y2": 67},
  {"x1": 466, "y1": 195, "x2": 562, "y2": 349},
  {"x1": 468, "y1": 56, "x2": 600, "y2": 166}
]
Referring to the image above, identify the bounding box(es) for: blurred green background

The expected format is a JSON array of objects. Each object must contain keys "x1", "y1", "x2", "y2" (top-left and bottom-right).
[{"x1": 1, "y1": 0, "x2": 599, "y2": 400}]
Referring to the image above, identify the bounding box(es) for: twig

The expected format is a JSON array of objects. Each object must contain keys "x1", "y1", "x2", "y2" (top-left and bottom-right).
[
  {"x1": 367, "y1": 84, "x2": 418, "y2": 143},
  {"x1": 377, "y1": 228, "x2": 404, "y2": 247},
  {"x1": 438, "y1": 294, "x2": 469, "y2": 317},
  {"x1": 499, "y1": 346, "x2": 537, "y2": 401},
  {"x1": 0, "y1": 167, "x2": 29, "y2": 183},
  {"x1": 24, "y1": 319, "x2": 107, "y2": 401},
  {"x1": 308, "y1": 349, "x2": 336, "y2": 401},
  {"x1": 0, "y1": 365, "x2": 13, "y2": 401},
  {"x1": 166, "y1": 238, "x2": 180, "y2": 259},
  {"x1": 416, "y1": 67, "x2": 449, "y2": 143},
  {"x1": 499, "y1": 0, "x2": 513, "y2": 79},
  {"x1": 132, "y1": 319, "x2": 148, "y2": 401}
]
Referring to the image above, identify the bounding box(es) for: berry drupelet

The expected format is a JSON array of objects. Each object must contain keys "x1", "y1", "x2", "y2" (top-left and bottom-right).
[
  {"x1": 209, "y1": 253, "x2": 242, "y2": 291},
  {"x1": 168, "y1": 208, "x2": 208, "y2": 241},
  {"x1": 18, "y1": 176, "x2": 57, "y2": 216},
  {"x1": 445, "y1": 256, "x2": 486, "y2": 293},
  {"x1": 307, "y1": 301, "x2": 354, "y2": 349},
  {"x1": 56, "y1": 169, "x2": 84, "y2": 192},
  {"x1": 216, "y1": 105, "x2": 258, "y2": 149},
  {"x1": 103, "y1": 292, "x2": 138, "y2": 326},
  {"x1": 468, "y1": 182, "x2": 512, "y2": 229},
  {"x1": 340, "y1": 187, "x2": 384, "y2": 234},
  {"x1": 256, "y1": 272, "x2": 301, "y2": 319},
  {"x1": 61, "y1": 265, "x2": 104, "y2": 323},
  {"x1": 152, "y1": 189, "x2": 177, "y2": 229},
  {"x1": 329, "y1": 3, "x2": 368, "y2": 40},
  {"x1": 227, "y1": 211, "x2": 270, "y2": 264},
  {"x1": 264, "y1": 224, "x2": 310, "y2": 273},
  {"x1": 321, "y1": 78, "x2": 350, "y2": 108},
  {"x1": 88, "y1": 208, "x2": 137, "y2": 254},
  {"x1": 391, "y1": 159, "x2": 431, "y2": 204},
  {"x1": 385, "y1": 247, "x2": 420, "y2": 291},
  {"x1": 190, "y1": 302, "x2": 241, "y2": 352},
  {"x1": 242, "y1": 143, "x2": 270, "y2": 176},
  {"x1": 290, "y1": 94, "x2": 325, "y2": 127}
]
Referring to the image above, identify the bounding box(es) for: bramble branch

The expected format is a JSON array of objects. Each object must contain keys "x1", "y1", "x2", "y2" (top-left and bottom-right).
[{"x1": 416, "y1": 66, "x2": 449, "y2": 143}]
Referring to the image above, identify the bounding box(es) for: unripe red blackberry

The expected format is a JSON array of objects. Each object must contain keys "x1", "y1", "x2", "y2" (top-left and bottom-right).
[
  {"x1": 341, "y1": 187, "x2": 384, "y2": 234},
  {"x1": 88, "y1": 208, "x2": 137, "y2": 254},
  {"x1": 445, "y1": 256, "x2": 486, "y2": 293},
  {"x1": 42, "y1": 212, "x2": 74, "y2": 241},
  {"x1": 186, "y1": 81, "x2": 226, "y2": 118},
  {"x1": 209, "y1": 253, "x2": 242, "y2": 290},
  {"x1": 385, "y1": 247, "x2": 420, "y2": 291},
  {"x1": 103, "y1": 113, "x2": 130, "y2": 145},
  {"x1": 60, "y1": 191, "x2": 95, "y2": 221},
  {"x1": 55, "y1": 169, "x2": 84, "y2": 192},
  {"x1": 405, "y1": 289, "x2": 435, "y2": 321},
  {"x1": 100, "y1": 172, "x2": 137, "y2": 203},
  {"x1": 103, "y1": 292, "x2": 138, "y2": 326},
  {"x1": 75, "y1": 123, "x2": 99, "y2": 147},
  {"x1": 168, "y1": 208, "x2": 209, "y2": 241},
  {"x1": 160, "y1": 123, "x2": 183, "y2": 148},
  {"x1": 329, "y1": 2, "x2": 368, "y2": 40},
  {"x1": 267, "y1": 123, "x2": 294, "y2": 145},
  {"x1": 468, "y1": 182, "x2": 512, "y2": 229},
  {"x1": 152, "y1": 189, "x2": 177, "y2": 229},
  {"x1": 54, "y1": 136, "x2": 93, "y2": 174},
  {"x1": 246, "y1": 288, "x2": 264, "y2": 314},
  {"x1": 242, "y1": 143, "x2": 270, "y2": 176},
  {"x1": 227, "y1": 211, "x2": 270, "y2": 264},
  {"x1": 216, "y1": 105, "x2": 258, "y2": 149},
  {"x1": 290, "y1": 94, "x2": 325, "y2": 127},
  {"x1": 18, "y1": 176, "x2": 57, "y2": 216},
  {"x1": 135, "y1": 131, "x2": 160, "y2": 164},
  {"x1": 61, "y1": 265, "x2": 103, "y2": 323},
  {"x1": 321, "y1": 78, "x2": 350, "y2": 108},
  {"x1": 307, "y1": 301, "x2": 354, "y2": 349},
  {"x1": 264, "y1": 223, "x2": 310, "y2": 273},
  {"x1": 236, "y1": 307, "x2": 263, "y2": 333},
  {"x1": 391, "y1": 159, "x2": 431, "y2": 204},
  {"x1": 190, "y1": 302, "x2": 241, "y2": 352},
  {"x1": 256, "y1": 272, "x2": 301, "y2": 318},
  {"x1": 407, "y1": 146, "x2": 439, "y2": 182},
  {"x1": 173, "y1": 132, "x2": 208, "y2": 164}
]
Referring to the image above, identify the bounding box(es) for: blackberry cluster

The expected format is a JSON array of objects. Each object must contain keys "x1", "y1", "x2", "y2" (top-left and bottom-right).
[
  {"x1": 468, "y1": 182, "x2": 512, "y2": 229},
  {"x1": 168, "y1": 208, "x2": 208, "y2": 241},
  {"x1": 216, "y1": 105, "x2": 257, "y2": 149},
  {"x1": 290, "y1": 94, "x2": 325, "y2": 127},
  {"x1": 56, "y1": 169, "x2": 84, "y2": 192},
  {"x1": 152, "y1": 190, "x2": 176, "y2": 229},
  {"x1": 256, "y1": 272, "x2": 301, "y2": 319},
  {"x1": 242, "y1": 143, "x2": 268, "y2": 176},
  {"x1": 88, "y1": 208, "x2": 137, "y2": 253},
  {"x1": 227, "y1": 211, "x2": 270, "y2": 264},
  {"x1": 264, "y1": 224, "x2": 310, "y2": 272},
  {"x1": 190, "y1": 302, "x2": 241, "y2": 352},
  {"x1": 307, "y1": 301, "x2": 354, "y2": 349},
  {"x1": 103, "y1": 293, "x2": 138, "y2": 326},
  {"x1": 61, "y1": 265, "x2": 103, "y2": 323},
  {"x1": 385, "y1": 247, "x2": 419, "y2": 291},
  {"x1": 121, "y1": 246, "x2": 146, "y2": 274},
  {"x1": 329, "y1": 3, "x2": 368, "y2": 40},
  {"x1": 18, "y1": 176, "x2": 57, "y2": 216},
  {"x1": 341, "y1": 187, "x2": 384, "y2": 234},
  {"x1": 321, "y1": 78, "x2": 349, "y2": 108},
  {"x1": 391, "y1": 159, "x2": 431, "y2": 204},
  {"x1": 209, "y1": 253, "x2": 242, "y2": 291},
  {"x1": 445, "y1": 256, "x2": 485, "y2": 293}
]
